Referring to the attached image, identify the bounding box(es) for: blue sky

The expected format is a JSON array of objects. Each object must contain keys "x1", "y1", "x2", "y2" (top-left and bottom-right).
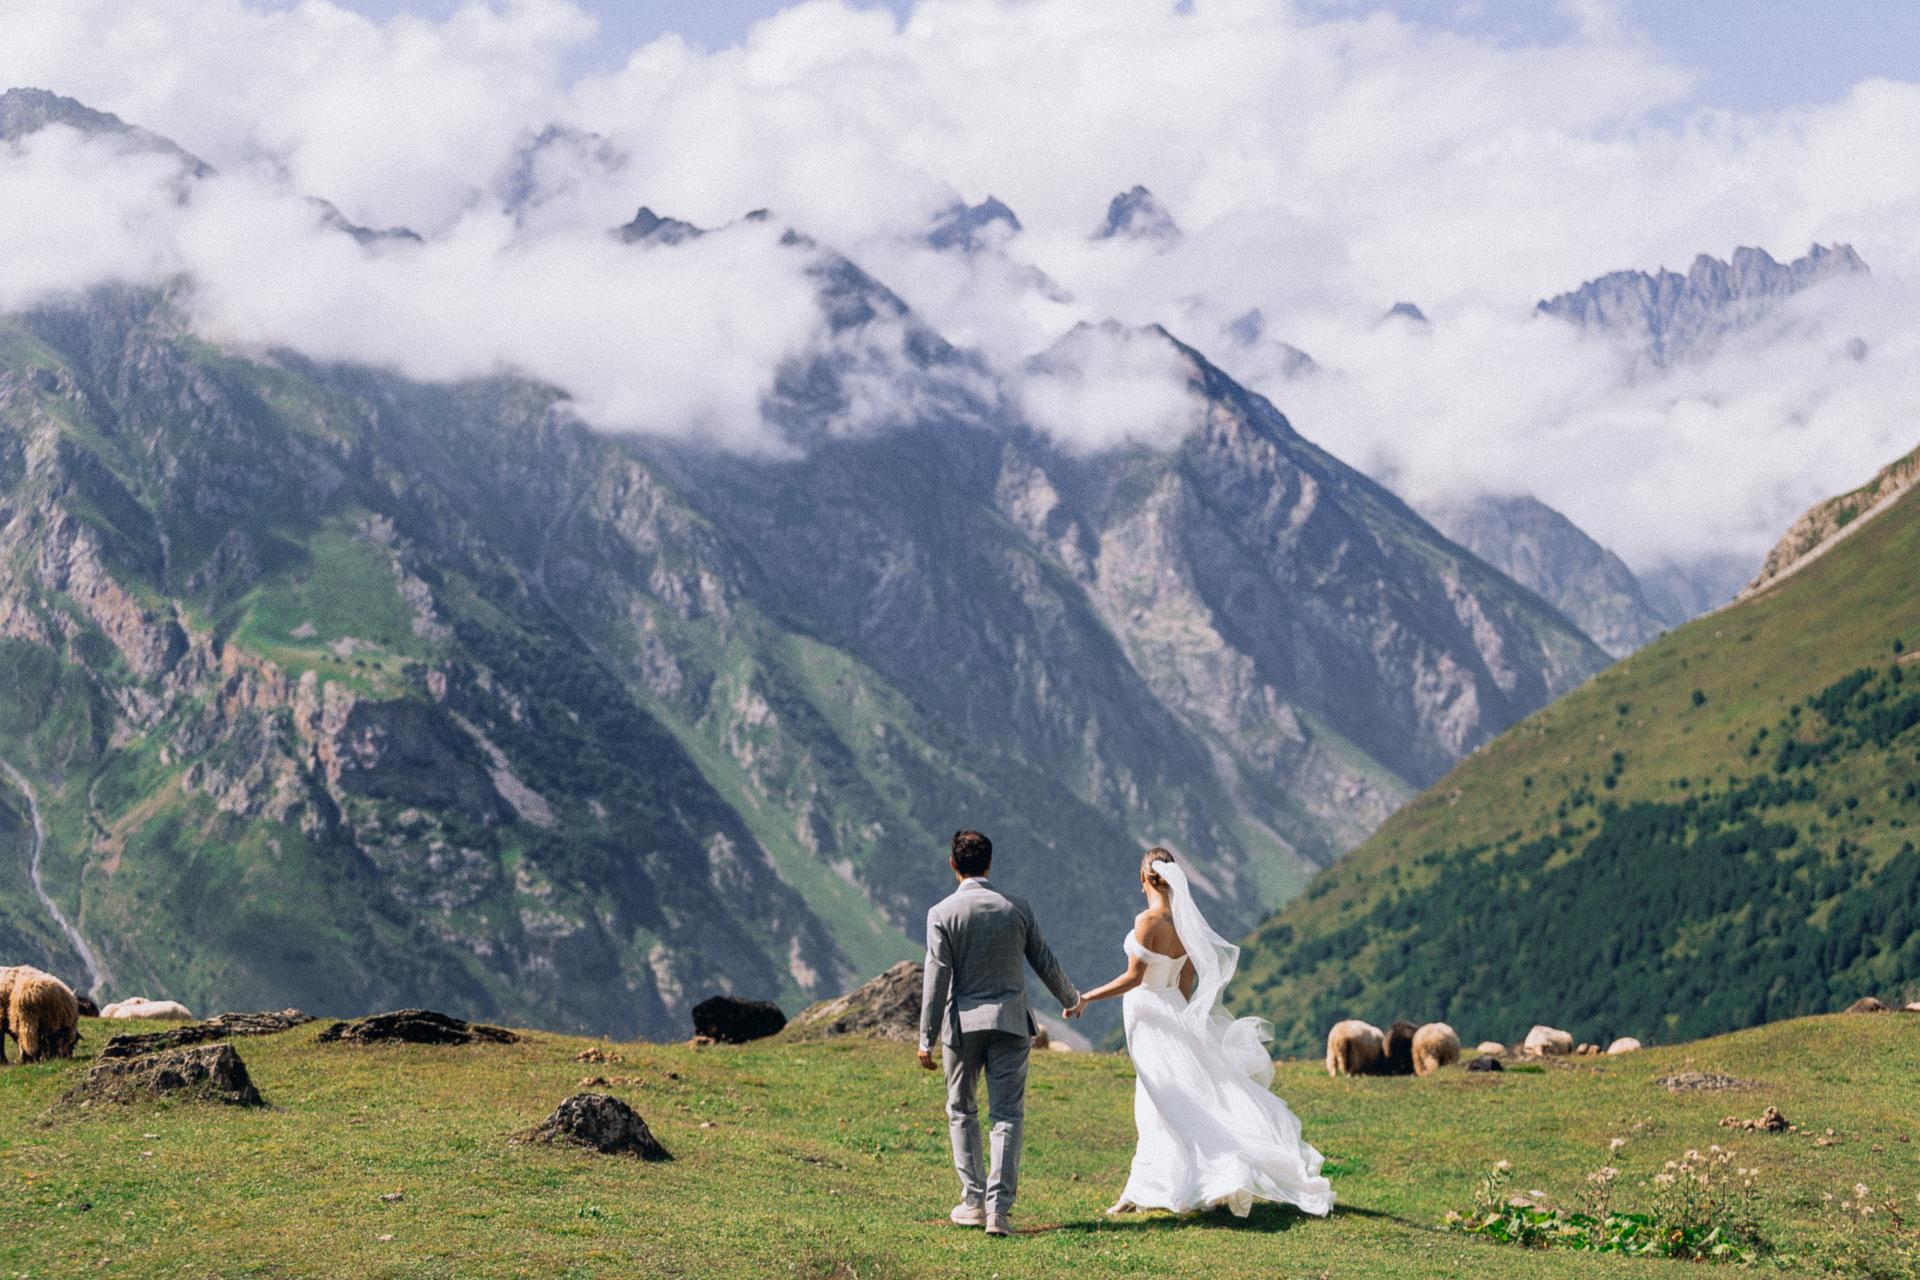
[{"x1": 313, "y1": 0, "x2": 1919, "y2": 111}]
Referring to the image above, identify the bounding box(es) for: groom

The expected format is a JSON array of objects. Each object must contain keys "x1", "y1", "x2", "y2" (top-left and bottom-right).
[{"x1": 917, "y1": 830, "x2": 1080, "y2": 1238}]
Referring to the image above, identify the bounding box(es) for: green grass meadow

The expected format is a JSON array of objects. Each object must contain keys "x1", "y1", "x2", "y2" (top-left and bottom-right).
[{"x1": 2, "y1": 1013, "x2": 1916, "y2": 1277}]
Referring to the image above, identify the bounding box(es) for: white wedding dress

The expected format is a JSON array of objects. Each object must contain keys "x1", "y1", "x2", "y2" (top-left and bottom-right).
[{"x1": 1114, "y1": 861, "x2": 1335, "y2": 1218}]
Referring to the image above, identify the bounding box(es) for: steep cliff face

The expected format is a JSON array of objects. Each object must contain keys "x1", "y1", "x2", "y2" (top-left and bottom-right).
[{"x1": 1422, "y1": 493, "x2": 1667, "y2": 658}]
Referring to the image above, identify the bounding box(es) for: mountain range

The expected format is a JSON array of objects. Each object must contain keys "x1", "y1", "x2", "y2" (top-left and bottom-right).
[
  {"x1": 0, "y1": 89, "x2": 1613, "y2": 1038},
  {"x1": 1536, "y1": 242, "x2": 1869, "y2": 367}
]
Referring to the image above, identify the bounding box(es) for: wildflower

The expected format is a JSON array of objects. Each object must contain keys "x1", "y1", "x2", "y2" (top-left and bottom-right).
[
  {"x1": 1493, "y1": 1160, "x2": 1511, "y2": 1172},
  {"x1": 1609, "y1": 1137, "x2": 1626, "y2": 1151},
  {"x1": 1855, "y1": 1183, "x2": 1870, "y2": 1198}
]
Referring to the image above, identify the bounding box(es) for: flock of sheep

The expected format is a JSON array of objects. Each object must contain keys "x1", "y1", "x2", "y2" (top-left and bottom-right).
[
  {"x1": 0, "y1": 965, "x2": 193, "y2": 1064},
  {"x1": 1325, "y1": 1018, "x2": 1643, "y2": 1077}
]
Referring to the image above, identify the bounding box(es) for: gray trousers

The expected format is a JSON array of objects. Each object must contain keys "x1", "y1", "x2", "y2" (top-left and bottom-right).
[{"x1": 942, "y1": 1029, "x2": 1030, "y2": 1216}]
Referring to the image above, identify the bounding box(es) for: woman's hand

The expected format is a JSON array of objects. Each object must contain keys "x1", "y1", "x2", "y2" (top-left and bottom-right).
[{"x1": 1064, "y1": 995, "x2": 1089, "y2": 1020}]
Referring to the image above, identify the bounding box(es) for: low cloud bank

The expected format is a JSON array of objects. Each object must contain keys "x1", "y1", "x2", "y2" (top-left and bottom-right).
[{"x1": 3, "y1": 0, "x2": 1920, "y2": 569}]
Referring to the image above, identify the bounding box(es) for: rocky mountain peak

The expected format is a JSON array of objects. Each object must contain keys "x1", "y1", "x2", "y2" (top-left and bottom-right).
[
  {"x1": 0, "y1": 86, "x2": 211, "y2": 177},
  {"x1": 1537, "y1": 242, "x2": 1869, "y2": 366},
  {"x1": 1094, "y1": 185, "x2": 1180, "y2": 245},
  {"x1": 616, "y1": 206, "x2": 705, "y2": 246},
  {"x1": 1381, "y1": 301, "x2": 1429, "y2": 325},
  {"x1": 926, "y1": 195, "x2": 1021, "y2": 253}
]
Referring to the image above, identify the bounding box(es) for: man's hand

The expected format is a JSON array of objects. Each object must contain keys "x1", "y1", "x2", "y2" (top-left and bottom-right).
[{"x1": 916, "y1": 1047, "x2": 937, "y2": 1071}]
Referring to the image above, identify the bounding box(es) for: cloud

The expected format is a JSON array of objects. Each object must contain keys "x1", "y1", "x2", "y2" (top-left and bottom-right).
[
  {"x1": 0, "y1": 118, "x2": 830, "y2": 452},
  {"x1": 1018, "y1": 323, "x2": 1206, "y2": 455},
  {"x1": 3, "y1": 0, "x2": 1920, "y2": 569}
]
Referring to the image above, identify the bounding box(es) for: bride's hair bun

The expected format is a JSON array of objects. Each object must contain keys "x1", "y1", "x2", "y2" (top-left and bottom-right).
[{"x1": 1140, "y1": 846, "x2": 1175, "y2": 886}]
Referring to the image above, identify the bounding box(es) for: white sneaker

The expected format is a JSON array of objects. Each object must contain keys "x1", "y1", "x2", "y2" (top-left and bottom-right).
[
  {"x1": 984, "y1": 1212, "x2": 1012, "y2": 1237},
  {"x1": 950, "y1": 1202, "x2": 985, "y2": 1227}
]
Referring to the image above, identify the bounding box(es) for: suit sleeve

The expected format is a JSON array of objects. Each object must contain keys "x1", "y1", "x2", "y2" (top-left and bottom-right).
[
  {"x1": 919, "y1": 910, "x2": 953, "y2": 1053},
  {"x1": 1021, "y1": 901, "x2": 1079, "y2": 1010}
]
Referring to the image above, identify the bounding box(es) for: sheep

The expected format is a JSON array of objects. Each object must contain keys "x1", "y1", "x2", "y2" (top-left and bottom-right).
[
  {"x1": 7, "y1": 966, "x2": 79, "y2": 1062},
  {"x1": 1474, "y1": 1040, "x2": 1505, "y2": 1056},
  {"x1": 1606, "y1": 1037, "x2": 1643, "y2": 1055},
  {"x1": 0, "y1": 966, "x2": 19, "y2": 1063},
  {"x1": 1412, "y1": 1022, "x2": 1461, "y2": 1076},
  {"x1": 1523, "y1": 1024, "x2": 1573, "y2": 1056},
  {"x1": 1379, "y1": 1020, "x2": 1419, "y2": 1076},
  {"x1": 1326, "y1": 1019, "x2": 1384, "y2": 1077},
  {"x1": 100, "y1": 997, "x2": 194, "y2": 1020}
]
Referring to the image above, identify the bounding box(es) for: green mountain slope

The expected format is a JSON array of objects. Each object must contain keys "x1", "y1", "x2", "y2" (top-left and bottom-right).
[{"x1": 1235, "y1": 466, "x2": 1920, "y2": 1054}]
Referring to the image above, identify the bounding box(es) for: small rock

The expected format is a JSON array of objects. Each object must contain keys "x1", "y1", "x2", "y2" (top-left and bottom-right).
[
  {"x1": 518, "y1": 1093, "x2": 671, "y2": 1161},
  {"x1": 1576, "y1": 1043, "x2": 1599, "y2": 1057},
  {"x1": 379, "y1": 1192, "x2": 404, "y2": 1203},
  {"x1": 1465, "y1": 1056, "x2": 1503, "y2": 1073},
  {"x1": 574, "y1": 1045, "x2": 623, "y2": 1064},
  {"x1": 1846, "y1": 997, "x2": 1888, "y2": 1014},
  {"x1": 317, "y1": 1009, "x2": 516, "y2": 1047},
  {"x1": 691, "y1": 995, "x2": 786, "y2": 1045},
  {"x1": 59, "y1": 1044, "x2": 264, "y2": 1109},
  {"x1": 1720, "y1": 1106, "x2": 1790, "y2": 1133},
  {"x1": 686, "y1": 1036, "x2": 715, "y2": 1049}
]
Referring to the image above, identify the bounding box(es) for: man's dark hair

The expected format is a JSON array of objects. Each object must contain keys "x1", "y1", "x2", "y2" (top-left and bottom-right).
[{"x1": 951, "y1": 829, "x2": 993, "y2": 876}]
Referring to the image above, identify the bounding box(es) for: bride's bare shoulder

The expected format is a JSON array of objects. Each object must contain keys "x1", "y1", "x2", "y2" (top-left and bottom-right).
[{"x1": 1133, "y1": 909, "x2": 1179, "y2": 951}]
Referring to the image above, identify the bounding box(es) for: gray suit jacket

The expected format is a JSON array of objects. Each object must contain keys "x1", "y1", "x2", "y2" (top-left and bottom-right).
[{"x1": 918, "y1": 877, "x2": 1078, "y2": 1052}]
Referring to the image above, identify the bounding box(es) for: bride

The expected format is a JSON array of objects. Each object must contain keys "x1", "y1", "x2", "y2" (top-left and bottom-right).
[{"x1": 1066, "y1": 848, "x2": 1335, "y2": 1219}]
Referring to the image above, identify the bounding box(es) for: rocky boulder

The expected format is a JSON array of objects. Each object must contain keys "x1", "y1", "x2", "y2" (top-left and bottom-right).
[
  {"x1": 783, "y1": 962, "x2": 922, "y2": 1043},
  {"x1": 1606, "y1": 1037, "x2": 1643, "y2": 1055},
  {"x1": 1465, "y1": 1056, "x2": 1503, "y2": 1073},
  {"x1": 60, "y1": 1044, "x2": 263, "y2": 1109},
  {"x1": 1845, "y1": 997, "x2": 1888, "y2": 1014},
  {"x1": 691, "y1": 995, "x2": 785, "y2": 1045},
  {"x1": 519, "y1": 1093, "x2": 671, "y2": 1161},
  {"x1": 99, "y1": 1009, "x2": 315, "y2": 1060},
  {"x1": 317, "y1": 1009, "x2": 517, "y2": 1046}
]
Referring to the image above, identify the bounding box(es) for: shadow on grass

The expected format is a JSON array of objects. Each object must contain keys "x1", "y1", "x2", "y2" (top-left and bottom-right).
[{"x1": 1019, "y1": 1201, "x2": 1429, "y2": 1237}]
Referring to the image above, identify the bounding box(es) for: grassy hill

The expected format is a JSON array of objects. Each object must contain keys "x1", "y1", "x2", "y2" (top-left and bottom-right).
[
  {"x1": 1, "y1": 1013, "x2": 1916, "y2": 1277},
  {"x1": 1234, "y1": 475, "x2": 1920, "y2": 1056}
]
